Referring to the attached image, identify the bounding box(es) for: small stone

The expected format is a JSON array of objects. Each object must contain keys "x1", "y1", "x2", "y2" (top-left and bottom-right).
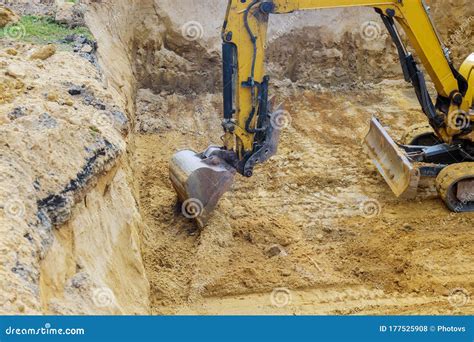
[
  {"x1": 0, "y1": 6, "x2": 19, "y2": 28},
  {"x1": 30, "y1": 44, "x2": 56, "y2": 60},
  {"x1": 55, "y1": 2, "x2": 75, "y2": 25},
  {"x1": 81, "y1": 44, "x2": 93, "y2": 54},
  {"x1": 68, "y1": 85, "x2": 82, "y2": 96},
  {"x1": 402, "y1": 223, "x2": 414, "y2": 232},
  {"x1": 83, "y1": 95, "x2": 106, "y2": 110},
  {"x1": 75, "y1": 36, "x2": 88, "y2": 45},
  {"x1": 63, "y1": 98, "x2": 74, "y2": 106},
  {"x1": 16, "y1": 302, "x2": 25, "y2": 313},
  {"x1": 265, "y1": 244, "x2": 288, "y2": 258},
  {"x1": 8, "y1": 106, "x2": 27, "y2": 121},
  {"x1": 5, "y1": 48, "x2": 18, "y2": 56},
  {"x1": 6, "y1": 63, "x2": 25, "y2": 79},
  {"x1": 63, "y1": 34, "x2": 76, "y2": 43},
  {"x1": 47, "y1": 91, "x2": 59, "y2": 102}
]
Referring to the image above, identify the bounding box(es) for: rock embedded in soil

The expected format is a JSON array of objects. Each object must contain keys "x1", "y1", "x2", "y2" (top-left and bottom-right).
[
  {"x1": 81, "y1": 0, "x2": 474, "y2": 316},
  {"x1": 266, "y1": 244, "x2": 288, "y2": 258},
  {"x1": 402, "y1": 223, "x2": 414, "y2": 232},
  {"x1": 55, "y1": 1, "x2": 85, "y2": 28},
  {"x1": 30, "y1": 44, "x2": 57, "y2": 60},
  {"x1": 47, "y1": 91, "x2": 59, "y2": 102},
  {"x1": 5, "y1": 48, "x2": 18, "y2": 56},
  {"x1": 6, "y1": 63, "x2": 26, "y2": 79},
  {"x1": 81, "y1": 44, "x2": 93, "y2": 54},
  {"x1": 7, "y1": 106, "x2": 27, "y2": 121},
  {"x1": 68, "y1": 85, "x2": 83, "y2": 96},
  {"x1": 0, "y1": 5, "x2": 19, "y2": 27}
]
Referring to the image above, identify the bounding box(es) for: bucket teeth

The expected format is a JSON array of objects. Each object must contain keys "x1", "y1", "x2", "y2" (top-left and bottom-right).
[{"x1": 169, "y1": 148, "x2": 236, "y2": 227}]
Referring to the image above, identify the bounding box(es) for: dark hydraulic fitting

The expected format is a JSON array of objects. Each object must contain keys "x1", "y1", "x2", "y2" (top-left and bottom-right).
[{"x1": 260, "y1": 1, "x2": 275, "y2": 14}]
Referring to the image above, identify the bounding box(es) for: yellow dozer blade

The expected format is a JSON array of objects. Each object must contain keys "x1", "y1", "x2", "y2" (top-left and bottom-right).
[
  {"x1": 364, "y1": 117, "x2": 421, "y2": 198},
  {"x1": 169, "y1": 147, "x2": 236, "y2": 227}
]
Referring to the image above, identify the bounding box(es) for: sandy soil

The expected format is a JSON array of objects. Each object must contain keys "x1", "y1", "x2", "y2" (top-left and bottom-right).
[
  {"x1": 0, "y1": 38, "x2": 148, "y2": 314},
  {"x1": 133, "y1": 81, "x2": 473, "y2": 315}
]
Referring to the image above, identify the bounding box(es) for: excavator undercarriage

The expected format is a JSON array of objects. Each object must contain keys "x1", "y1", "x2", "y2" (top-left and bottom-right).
[{"x1": 365, "y1": 117, "x2": 474, "y2": 212}]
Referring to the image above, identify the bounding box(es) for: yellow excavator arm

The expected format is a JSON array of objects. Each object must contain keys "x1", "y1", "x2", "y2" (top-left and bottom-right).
[
  {"x1": 170, "y1": 0, "x2": 474, "y2": 226},
  {"x1": 222, "y1": 0, "x2": 472, "y2": 158}
]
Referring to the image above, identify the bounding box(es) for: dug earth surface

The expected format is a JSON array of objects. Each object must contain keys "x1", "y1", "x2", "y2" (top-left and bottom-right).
[{"x1": 133, "y1": 81, "x2": 474, "y2": 315}]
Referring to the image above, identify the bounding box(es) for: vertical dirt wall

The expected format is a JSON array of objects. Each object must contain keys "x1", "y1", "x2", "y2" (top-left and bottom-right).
[
  {"x1": 40, "y1": 165, "x2": 149, "y2": 314},
  {"x1": 86, "y1": 0, "x2": 473, "y2": 95},
  {"x1": 0, "y1": 6, "x2": 150, "y2": 312}
]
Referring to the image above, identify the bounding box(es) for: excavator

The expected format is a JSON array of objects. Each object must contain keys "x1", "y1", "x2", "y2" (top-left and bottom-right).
[{"x1": 170, "y1": 0, "x2": 474, "y2": 226}]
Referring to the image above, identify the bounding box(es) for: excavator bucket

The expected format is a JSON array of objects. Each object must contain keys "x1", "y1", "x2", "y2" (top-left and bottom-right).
[
  {"x1": 169, "y1": 147, "x2": 236, "y2": 227},
  {"x1": 364, "y1": 117, "x2": 421, "y2": 198}
]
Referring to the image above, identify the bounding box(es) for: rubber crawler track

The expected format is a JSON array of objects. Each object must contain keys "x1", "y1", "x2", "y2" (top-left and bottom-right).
[
  {"x1": 401, "y1": 123, "x2": 443, "y2": 145},
  {"x1": 436, "y1": 162, "x2": 474, "y2": 212}
]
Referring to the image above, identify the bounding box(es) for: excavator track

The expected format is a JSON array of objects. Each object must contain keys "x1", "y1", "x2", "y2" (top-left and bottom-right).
[
  {"x1": 401, "y1": 123, "x2": 441, "y2": 146},
  {"x1": 436, "y1": 162, "x2": 474, "y2": 212}
]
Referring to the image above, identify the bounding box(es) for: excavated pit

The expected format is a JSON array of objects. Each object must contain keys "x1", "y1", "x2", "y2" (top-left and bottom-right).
[
  {"x1": 132, "y1": 84, "x2": 474, "y2": 315},
  {"x1": 102, "y1": 0, "x2": 472, "y2": 315},
  {"x1": 1, "y1": 0, "x2": 473, "y2": 315}
]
